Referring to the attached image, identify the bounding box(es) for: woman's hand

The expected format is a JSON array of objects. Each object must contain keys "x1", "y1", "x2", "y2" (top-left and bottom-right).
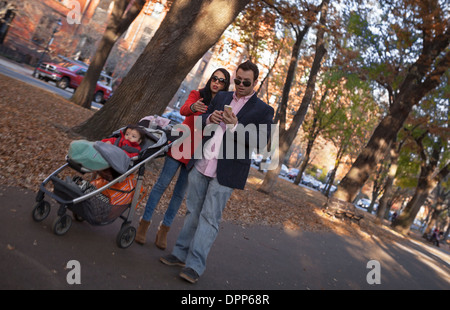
[{"x1": 191, "y1": 98, "x2": 208, "y2": 114}]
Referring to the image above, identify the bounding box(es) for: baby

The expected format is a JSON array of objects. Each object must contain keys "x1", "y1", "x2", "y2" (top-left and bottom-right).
[{"x1": 101, "y1": 124, "x2": 145, "y2": 158}]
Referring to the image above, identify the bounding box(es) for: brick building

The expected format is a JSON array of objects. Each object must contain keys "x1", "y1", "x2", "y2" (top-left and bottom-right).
[
  {"x1": 0, "y1": 0, "x2": 168, "y2": 76},
  {"x1": 0, "y1": 0, "x2": 247, "y2": 108}
]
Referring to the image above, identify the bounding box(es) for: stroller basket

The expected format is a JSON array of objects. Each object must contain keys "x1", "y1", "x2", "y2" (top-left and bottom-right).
[{"x1": 52, "y1": 176, "x2": 130, "y2": 226}]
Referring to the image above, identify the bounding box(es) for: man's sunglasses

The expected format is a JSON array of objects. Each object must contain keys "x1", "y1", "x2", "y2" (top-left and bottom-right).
[
  {"x1": 212, "y1": 76, "x2": 227, "y2": 84},
  {"x1": 234, "y1": 79, "x2": 252, "y2": 87}
]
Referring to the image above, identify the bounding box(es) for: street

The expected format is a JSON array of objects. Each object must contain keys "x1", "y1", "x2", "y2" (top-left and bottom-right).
[{"x1": 0, "y1": 57, "x2": 102, "y2": 109}]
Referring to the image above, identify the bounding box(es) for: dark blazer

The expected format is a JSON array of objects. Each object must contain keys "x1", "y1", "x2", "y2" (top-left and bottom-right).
[{"x1": 187, "y1": 91, "x2": 274, "y2": 189}]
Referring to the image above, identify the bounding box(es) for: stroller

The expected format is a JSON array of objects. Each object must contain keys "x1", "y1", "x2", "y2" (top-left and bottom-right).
[{"x1": 31, "y1": 119, "x2": 176, "y2": 248}]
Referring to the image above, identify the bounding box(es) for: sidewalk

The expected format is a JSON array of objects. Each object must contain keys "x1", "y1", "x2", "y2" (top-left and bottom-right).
[
  {"x1": 0, "y1": 185, "x2": 449, "y2": 290},
  {"x1": 0, "y1": 55, "x2": 34, "y2": 76}
]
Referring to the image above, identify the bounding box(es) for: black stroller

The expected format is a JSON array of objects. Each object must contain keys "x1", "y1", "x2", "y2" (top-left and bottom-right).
[{"x1": 31, "y1": 122, "x2": 175, "y2": 248}]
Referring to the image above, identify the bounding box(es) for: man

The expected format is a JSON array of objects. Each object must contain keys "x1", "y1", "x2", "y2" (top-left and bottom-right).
[{"x1": 160, "y1": 60, "x2": 274, "y2": 283}]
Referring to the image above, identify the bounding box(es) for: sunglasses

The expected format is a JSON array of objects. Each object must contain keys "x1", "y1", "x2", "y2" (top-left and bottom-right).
[
  {"x1": 211, "y1": 76, "x2": 227, "y2": 84},
  {"x1": 234, "y1": 78, "x2": 252, "y2": 87}
]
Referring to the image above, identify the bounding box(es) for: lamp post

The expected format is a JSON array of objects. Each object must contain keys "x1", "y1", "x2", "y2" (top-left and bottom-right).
[{"x1": 32, "y1": 18, "x2": 63, "y2": 77}]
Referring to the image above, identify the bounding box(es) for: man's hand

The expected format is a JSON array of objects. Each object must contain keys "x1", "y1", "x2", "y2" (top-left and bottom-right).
[
  {"x1": 209, "y1": 110, "x2": 223, "y2": 124},
  {"x1": 223, "y1": 109, "x2": 238, "y2": 126}
]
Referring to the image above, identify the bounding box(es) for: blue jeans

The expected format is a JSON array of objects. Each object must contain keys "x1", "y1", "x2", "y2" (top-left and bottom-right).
[
  {"x1": 172, "y1": 167, "x2": 233, "y2": 276},
  {"x1": 142, "y1": 156, "x2": 189, "y2": 227}
]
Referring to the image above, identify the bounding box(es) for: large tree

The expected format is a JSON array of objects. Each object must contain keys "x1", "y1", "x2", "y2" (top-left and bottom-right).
[
  {"x1": 390, "y1": 86, "x2": 449, "y2": 233},
  {"x1": 392, "y1": 133, "x2": 449, "y2": 234},
  {"x1": 258, "y1": 0, "x2": 329, "y2": 194},
  {"x1": 333, "y1": 0, "x2": 450, "y2": 203},
  {"x1": 73, "y1": 0, "x2": 250, "y2": 139}
]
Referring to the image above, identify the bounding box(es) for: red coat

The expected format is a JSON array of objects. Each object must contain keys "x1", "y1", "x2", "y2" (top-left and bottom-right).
[
  {"x1": 167, "y1": 90, "x2": 204, "y2": 165},
  {"x1": 102, "y1": 131, "x2": 142, "y2": 158}
]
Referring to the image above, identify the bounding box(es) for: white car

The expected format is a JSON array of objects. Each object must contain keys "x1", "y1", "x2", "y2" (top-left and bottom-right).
[
  {"x1": 320, "y1": 183, "x2": 337, "y2": 193},
  {"x1": 279, "y1": 164, "x2": 289, "y2": 177},
  {"x1": 356, "y1": 198, "x2": 371, "y2": 209},
  {"x1": 300, "y1": 174, "x2": 314, "y2": 186},
  {"x1": 355, "y1": 198, "x2": 378, "y2": 212}
]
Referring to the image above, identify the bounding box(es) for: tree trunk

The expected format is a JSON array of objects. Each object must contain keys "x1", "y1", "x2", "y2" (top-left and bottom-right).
[
  {"x1": 277, "y1": 29, "x2": 307, "y2": 135},
  {"x1": 424, "y1": 207, "x2": 441, "y2": 235},
  {"x1": 294, "y1": 133, "x2": 316, "y2": 185},
  {"x1": 258, "y1": 0, "x2": 328, "y2": 194},
  {"x1": 392, "y1": 162, "x2": 449, "y2": 234},
  {"x1": 333, "y1": 102, "x2": 410, "y2": 203},
  {"x1": 294, "y1": 151, "x2": 309, "y2": 185},
  {"x1": 257, "y1": 29, "x2": 310, "y2": 193},
  {"x1": 71, "y1": 0, "x2": 146, "y2": 109},
  {"x1": 375, "y1": 138, "x2": 401, "y2": 224},
  {"x1": 73, "y1": 29, "x2": 117, "y2": 108},
  {"x1": 72, "y1": 0, "x2": 250, "y2": 140},
  {"x1": 392, "y1": 186, "x2": 431, "y2": 235}
]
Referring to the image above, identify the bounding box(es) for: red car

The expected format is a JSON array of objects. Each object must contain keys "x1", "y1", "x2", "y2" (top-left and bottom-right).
[{"x1": 36, "y1": 61, "x2": 113, "y2": 103}]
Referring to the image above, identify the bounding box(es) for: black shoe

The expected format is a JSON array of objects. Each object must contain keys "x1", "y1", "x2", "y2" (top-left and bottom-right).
[
  {"x1": 160, "y1": 254, "x2": 186, "y2": 267},
  {"x1": 179, "y1": 267, "x2": 199, "y2": 284}
]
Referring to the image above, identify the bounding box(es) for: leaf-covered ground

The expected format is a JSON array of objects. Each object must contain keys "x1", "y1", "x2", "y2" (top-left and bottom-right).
[{"x1": 0, "y1": 74, "x2": 408, "y2": 244}]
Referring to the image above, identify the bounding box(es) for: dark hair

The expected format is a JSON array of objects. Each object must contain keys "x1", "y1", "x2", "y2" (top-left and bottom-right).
[
  {"x1": 237, "y1": 60, "x2": 259, "y2": 81},
  {"x1": 199, "y1": 68, "x2": 231, "y2": 105}
]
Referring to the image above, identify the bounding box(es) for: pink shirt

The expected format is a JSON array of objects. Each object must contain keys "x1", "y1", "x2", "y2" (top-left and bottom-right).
[{"x1": 195, "y1": 92, "x2": 255, "y2": 178}]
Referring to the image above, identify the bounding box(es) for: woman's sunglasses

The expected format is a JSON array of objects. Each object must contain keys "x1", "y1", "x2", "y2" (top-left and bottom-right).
[
  {"x1": 234, "y1": 79, "x2": 252, "y2": 87},
  {"x1": 212, "y1": 76, "x2": 227, "y2": 85}
]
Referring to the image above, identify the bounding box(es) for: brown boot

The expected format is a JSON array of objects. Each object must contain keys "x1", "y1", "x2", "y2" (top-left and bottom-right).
[
  {"x1": 135, "y1": 219, "x2": 151, "y2": 245},
  {"x1": 155, "y1": 221, "x2": 170, "y2": 250}
]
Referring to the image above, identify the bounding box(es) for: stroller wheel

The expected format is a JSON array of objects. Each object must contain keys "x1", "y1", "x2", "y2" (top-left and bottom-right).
[
  {"x1": 32, "y1": 201, "x2": 51, "y2": 222},
  {"x1": 116, "y1": 225, "x2": 136, "y2": 249},
  {"x1": 53, "y1": 214, "x2": 72, "y2": 236}
]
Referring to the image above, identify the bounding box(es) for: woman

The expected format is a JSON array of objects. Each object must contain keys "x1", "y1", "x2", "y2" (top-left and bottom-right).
[{"x1": 135, "y1": 68, "x2": 231, "y2": 249}]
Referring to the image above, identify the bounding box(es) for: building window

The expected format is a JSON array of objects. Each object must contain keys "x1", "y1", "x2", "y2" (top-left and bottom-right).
[{"x1": 32, "y1": 15, "x2": 57, "y2": 46}]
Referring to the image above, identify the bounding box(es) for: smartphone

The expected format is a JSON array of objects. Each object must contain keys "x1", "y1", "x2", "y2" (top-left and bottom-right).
[{"x1": 224, "y1": 105, "x2": 232, "y2": 113}]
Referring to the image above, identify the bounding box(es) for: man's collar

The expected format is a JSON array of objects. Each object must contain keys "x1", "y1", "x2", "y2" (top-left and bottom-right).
[{"x1": 233, "y1": 91, "x2": 255, "y2": 101}]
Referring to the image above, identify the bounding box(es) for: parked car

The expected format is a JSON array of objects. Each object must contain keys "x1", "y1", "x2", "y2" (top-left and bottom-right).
[
  {"x1": 320, "y1": 183, "x2": 337, "y2": 193},
  {"x1": 310, "y1": 178, "x2": 322, "y2": 190},
  {"x1": 300, "y1": 173, "x2": 314, "y2": 186},
  {"x1": 287, "y1": 168, "x2": 299, "y2": 180},
  {"x1": 162, "y1": 110, "x2": 185, "y2": 124},
  {"x1": 36, "y1": 61, "x2": 113, "y2": 103},
  {"x1": 304, "y1": 175, "x2": 322, "y2": 189},
  {"x1": 279, "y1": 164, "x2": 289, "y2": 177},
  {"x1": 355, "y1": 198, "x2": 378, "y2": 211},
  {"x1": 251, "y1": 153, "x2": 263, "y2": 167},
  {"x1": 355, "y1": 198, "x2": 371, "y2": 209}
]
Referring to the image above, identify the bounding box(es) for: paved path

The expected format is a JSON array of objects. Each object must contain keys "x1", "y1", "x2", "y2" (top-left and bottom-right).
[{"x1": 0, "y1": 186, "x2": 449, "y2": 291}]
